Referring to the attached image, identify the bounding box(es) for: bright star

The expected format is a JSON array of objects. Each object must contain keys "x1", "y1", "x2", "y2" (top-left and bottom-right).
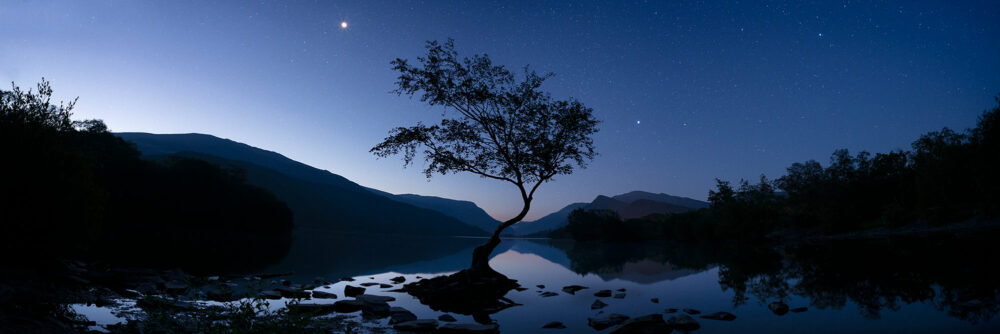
[
  {"x1": 636, "y1": 120, "x2": 641, "y2": 125},
  {"x1": 340, "y1": 21, "x2": 348, "y2": 29},
  {"x1": 818, "y1": 32, "x2": 823, "y2": 37}
]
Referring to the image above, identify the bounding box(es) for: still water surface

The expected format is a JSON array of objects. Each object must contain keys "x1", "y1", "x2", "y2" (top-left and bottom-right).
[
  {"x1": 75, "y1": 231, "x2": 1000, "y2": 333},
  {"x1": 261, "y1": 231, "x2": 1000, "y2": 333}
]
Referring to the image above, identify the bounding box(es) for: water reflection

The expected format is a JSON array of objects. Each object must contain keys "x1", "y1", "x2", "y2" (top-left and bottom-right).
[{"x1": 254, "y1": 231, "x2": 1000, "y2": 332}]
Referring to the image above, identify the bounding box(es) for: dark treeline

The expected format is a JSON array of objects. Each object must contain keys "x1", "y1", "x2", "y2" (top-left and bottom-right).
[
  {"x1": 555, "y1": 98, "x2": 1000, "y2": 242},
  {"x1": 1, "y1": 80, "x2": 293, "y2": 273}
]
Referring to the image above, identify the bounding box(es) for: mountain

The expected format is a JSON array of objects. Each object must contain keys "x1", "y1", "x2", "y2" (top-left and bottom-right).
[
  {"x1": 117, "y1": 133, "x2": 489, "y2": 236},
  {"x1": 511, "y1": 191, "x2": 708, "y2": 236},
  {"x1": 510, "y1": 202, "x2": 588, "y2": 236},
  {"x1": 611, "y1": 190, "x2": 710, "y2": 210},
  {"x1": 365, "y1": 189, "x2": 502, "y2": 233}
]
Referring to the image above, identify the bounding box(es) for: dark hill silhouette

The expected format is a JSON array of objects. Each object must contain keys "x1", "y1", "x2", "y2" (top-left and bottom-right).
[
  {"x1": 612, "y1": 190, "x2": 710, "y2": 210},
  {"x1": 366, "y1": 188, "x2": 502, "y2": 232},
  {"x1": 512, "y1": 192, "x2": 708, "y2": 236},
  {"x1": 117, "y1": 133, "x2": 489, "y2": 236}
]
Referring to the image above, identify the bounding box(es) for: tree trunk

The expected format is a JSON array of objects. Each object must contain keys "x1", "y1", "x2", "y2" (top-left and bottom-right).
[{"x1": 469, "y1": 200, "x2": 530, "y2": 275}]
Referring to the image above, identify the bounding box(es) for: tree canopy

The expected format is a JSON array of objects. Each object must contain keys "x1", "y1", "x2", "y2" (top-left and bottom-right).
[{"x1": 372, "y1": 39, "x2": 599, "y2": 210}]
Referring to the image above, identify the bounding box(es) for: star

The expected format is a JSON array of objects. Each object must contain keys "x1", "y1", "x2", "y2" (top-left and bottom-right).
[
  {"x1": 340, "y1": 21, "x2": 348, "y2": 29},
  {"x1": 636, "y1": 120, "x2": 641, "y2": 126},
  {"x1": 818, "y1": 32, "x2": 824, "y2": 37}
]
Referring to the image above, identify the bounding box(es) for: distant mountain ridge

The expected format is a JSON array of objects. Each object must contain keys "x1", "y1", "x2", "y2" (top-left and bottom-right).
[
  {"x1": 117, "y1": 133, "x2": 489, "y2": 236},
  {"x1": 366, "y1": 188, "x2": 502, "y2": 232},
  {"x1": 511, "y1": 190, "x2": 708, "y2": 236}
]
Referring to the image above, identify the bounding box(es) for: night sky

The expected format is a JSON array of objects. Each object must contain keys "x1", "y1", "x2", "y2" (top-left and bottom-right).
[{"x1": 2, "y1": 1, "x2": 998, "y2": 220}]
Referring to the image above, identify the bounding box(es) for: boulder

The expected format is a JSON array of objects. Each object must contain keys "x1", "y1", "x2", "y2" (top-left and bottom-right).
[
  {"x1": 437, "y1": 323, "x2": 500, "y2": 334},
  {"x1": 682, "y1": 308, "x2": 700, "y2": 315},
  {"x1": 163, "y1": 281, "x2": 187, "y2": 294},
  {"x1": 650, "y1": 298, "x2": 659, "y2": 303},
  {"x1": 259, "y1": 291, "x2": 282, "y2": 300},
  {"x1": 341, "y1": 277, "x2": 355, "y2": 282},
  {"x1": 768, "y1": 301, "x2": 789, "y2": 316},
  {"x1": 561, "y1": 285, "x2": 587, "y2": 294},
  {"x1": 536, "y1": 285, "x2": 546, "y2": 289},
  {"x1": 594, "y1": 290, "x2": 612, "y2": 297},
  {"x1": 700, "y1": 311, "x2": 737, "y2": 321},
  {"x1": 514, "y1": 287, "x2": 528, "y2": 292},
  {"x1": 332, "y1": 300, "x2": 364, "y2": 313},
  {"x1": 389, "y1": 307, "x2": 418, "y2": 324},
  {"x1": 357, "y1": 294, "x2": 396, "y2": 303},
  {"x1": 609, "y1": 314, "x2": 670, "y2": 334},
  {"x1": 380, "y1": 283, "x2": 393, "y2": 288},
  {"x1": 391, "y1": 276, "x2": 407, "y2": 283},
  {"x1": 311, "y1": 290, "x2": 337, "y2": 299},
  {"x1": 287, "y1": 303, "x2": 336, "y2": 316},
  {"x1": 613, "y1": 293, "x2": 626, "y2": 299},
  {"x1": 438, "y1": 314, "x2": 457, "y2": 322},
  {"x1": 666, "y1": 314, "x2": 700, "y2": 331},
  {"x1": 361, "y1": 282, "x2": 380, "y2": 287},
  {"x1": 616, "y1": 288, "x2": 627, "y2": 292},
  {"x1": 275, "y1": 287, "x2": 310, "y2": 299},
  {"x1": 588, "y1": 314, "x2": 630, "y2": 330},
  {"x1": 542, "y1": 321, "x2": 566, "y2": 329},
  {"x1": 539, "y1": 291, "x2": 558, "y2": 297},
  {"x1": 591, "y1": 299, "x2": 609, "y2": 310},
  {"x1": 393, "y1": 319, "x2": 438, "y2": 332},
  {"x1": 344, "y1": 285, "x2": 365, "y2": 297}
]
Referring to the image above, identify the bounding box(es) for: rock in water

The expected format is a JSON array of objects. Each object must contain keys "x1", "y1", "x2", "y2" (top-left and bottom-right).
[
  {"x1": 344, "y1": 285, "x2": 365, "y2": 297},
  {"x1": 437, "y1": 323, "x2": 500, "y2": 333},
  {"x1": 542, "y1": 321, "x2": 566, "y2": 329},
  {"x1": 438, "y1": 314, "x2": 457, "y2": 322},
  {"x1": 287, "y1": 303, "x2": 337, "y2": 316},
  {"x1": 768, "y1": 301, "x2": 789, "y2": 316},
  {"x1": 650, "y1": 298, "x2": 659, "y2": 303},
  {"x1": 609, "y1": 314, "x2": 669, "y2": 334},
  {"x1": 380, "y1": 283, "x2": 393, "y2": 288},
  {"x1": 332, "y1": 300, "x2": 364, "y2": 313},
  {"x1": 258, "y1": 291, "x2": 282, "y2": 300},
  {"x1": 666, "y1": 314, "x2": 700, "y2": 331},
  {"x1": 311, "y1": 290, "x2": 337, "y2": 299},
  {"x1": 700, "y1": 311, "x2": 737, "y2": 321},
  {"x1": 389, "y1": 307, "x2": 417, "y2": 324},
  {"x1": 391, "y1": 276, "x2": 407, "y2": 283},
  {"x1": 594, "y1": 290, "x2": 612, "y2": 297},
  {"x1": 360, "y1": 282, "x2": 379, "y2": 287},
  {"x1": 613, "y1": 293, "x2": 625, "y2": 299},
  {"x1": 791, "y1": 307, "x2": 808, "y2": 313},
  {"x1": 588, "y1": 314, "x2": 630, "y2": 330},
  {"x1": 539, "y1": 291, "x2": 558, "y2": 297},
  {"x1": 682, "y1": 308, "x2": 700, "y2": 315},
  {"x1": 393, "y1": 319, "x2": 439, "y2": 332},
  {"x1": 591, "y1": 299, "x2": 609, "y2": 310},
  {"x1": 561, "y1": 285, "x2": 588, "y2": 294},
  {"x1": 536, "y1": 284, "x2": 546, "y2": 289}
]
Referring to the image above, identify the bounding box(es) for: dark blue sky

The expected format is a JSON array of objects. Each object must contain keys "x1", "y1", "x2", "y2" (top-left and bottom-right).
[{"x1": 2, "y1": 1, "x2": 998, "y2": 220}]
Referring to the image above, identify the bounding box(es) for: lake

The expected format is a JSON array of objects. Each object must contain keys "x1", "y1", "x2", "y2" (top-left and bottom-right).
[{"x1": 75, "y1": 230, "x2": 1000, "y2": 333}]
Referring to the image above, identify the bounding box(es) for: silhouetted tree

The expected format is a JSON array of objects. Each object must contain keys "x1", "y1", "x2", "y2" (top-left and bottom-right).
[{"x1": 372, "y1": 39, "x2": 599, "y2": 274}]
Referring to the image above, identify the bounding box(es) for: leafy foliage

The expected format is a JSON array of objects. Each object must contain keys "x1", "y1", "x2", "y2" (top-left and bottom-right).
[{"x1": 372, "y1": 39, "x2": 599, "y2": 228}]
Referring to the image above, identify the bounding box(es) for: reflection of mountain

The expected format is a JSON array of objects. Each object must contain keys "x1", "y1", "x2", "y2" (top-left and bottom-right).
[
  {"x1": 512, "y1": 191, "x2": 708, "y2": 235},
  {"x1": 596, "y1": 260, "x2": 708, "y2": 284},
  {"x1": 263, "y1": 232, "x2": 487, "y2": 280}
]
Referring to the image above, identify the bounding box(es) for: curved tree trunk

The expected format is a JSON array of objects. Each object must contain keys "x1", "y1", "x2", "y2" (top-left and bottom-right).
[{"x1": 469, "y1": 200, "x2": 530, "y2": 275}]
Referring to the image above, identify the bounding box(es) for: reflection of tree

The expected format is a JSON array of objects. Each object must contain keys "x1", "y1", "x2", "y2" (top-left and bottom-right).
[
  {"x1": 720, "y1": 234, "x2": 1000, "y2": 322},
  {"x1": 551, "y1": 234, "x2": 1000, "y2": 323}
]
